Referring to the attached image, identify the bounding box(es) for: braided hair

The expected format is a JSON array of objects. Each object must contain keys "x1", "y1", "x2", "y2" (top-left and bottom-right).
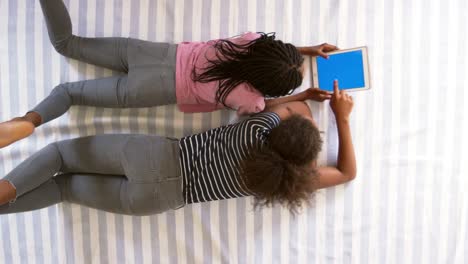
[{"x1": 192, "y1": 32, "x2": 304, "y2": 107}]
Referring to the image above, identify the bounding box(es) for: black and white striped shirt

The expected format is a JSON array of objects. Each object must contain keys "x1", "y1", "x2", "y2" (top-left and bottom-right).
[{"x1": 178, "y1": 112, "x2": 281, "y2": 204}]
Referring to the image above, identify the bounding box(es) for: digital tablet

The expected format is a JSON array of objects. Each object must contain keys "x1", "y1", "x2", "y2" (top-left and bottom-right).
[{"x1": 310, "y1": 46, "x2": 371, "y2": 92}]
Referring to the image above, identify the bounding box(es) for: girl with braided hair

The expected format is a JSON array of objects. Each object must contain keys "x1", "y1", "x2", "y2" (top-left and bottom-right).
[{"x1": 0, "y1": 0, "x2": 336, "y2": 148}]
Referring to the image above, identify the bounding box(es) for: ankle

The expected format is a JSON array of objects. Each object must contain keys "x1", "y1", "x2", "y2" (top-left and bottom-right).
[
  {"x1": 21, "y1": 112, "x2": 42, "y2": 127},
  {"x1": 0, "y1": 180, "x2": 17, "y2": 205}
]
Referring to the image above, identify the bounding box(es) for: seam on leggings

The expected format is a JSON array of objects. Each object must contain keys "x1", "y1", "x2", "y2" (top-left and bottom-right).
[
  {"x1": 52, "y1": 142, "x2": 65, "y2": 173},
  {"x1": 51, "y1": 143, "x2": 68, "y2": 201},
  {"x1": 116, "y1": 76, "x2": 127, "y2": 107},
  {"x1": 119, "y1": 179, "x2": 131, "y2": 214},
  {"x1": 60, "y1": 83, "x2": 75, "y2": 105},
  {"x1": 128, "y1": 177, "x2": 160, "y2": 184},
  {"x1": 57, "y1": 176, "x2": 70, "y2": 202},
  {"x1": 121, "y1": 38, "x2": 129, "y2": 72}
]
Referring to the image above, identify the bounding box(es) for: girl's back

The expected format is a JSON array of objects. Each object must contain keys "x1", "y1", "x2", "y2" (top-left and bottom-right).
[
  {"x1": 179, "y1": 112, "x2": 281, "y2": 203},
  {"x1": 176, "y1": 32, "x2": 265, "y2": 114}
]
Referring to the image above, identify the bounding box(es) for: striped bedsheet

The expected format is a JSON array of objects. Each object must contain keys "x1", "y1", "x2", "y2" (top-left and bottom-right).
[{"x1": 1, "y1": 0, "x2": 467, "y2": 263}]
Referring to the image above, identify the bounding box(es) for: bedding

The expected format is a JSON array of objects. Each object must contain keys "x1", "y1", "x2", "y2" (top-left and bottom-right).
[{"x1": 0, "y1": 0, "x2": 467, "y2": 263}]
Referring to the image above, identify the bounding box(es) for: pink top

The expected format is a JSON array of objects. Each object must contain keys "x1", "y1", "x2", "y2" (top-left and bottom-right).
[{"x1": 175, "y1": 32, "x2": 265, "y2": 115}]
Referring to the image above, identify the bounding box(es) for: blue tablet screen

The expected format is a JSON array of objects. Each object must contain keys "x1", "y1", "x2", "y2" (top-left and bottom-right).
[{"x1": 316, "y1": 50, "x2": 365, "y2": 91}]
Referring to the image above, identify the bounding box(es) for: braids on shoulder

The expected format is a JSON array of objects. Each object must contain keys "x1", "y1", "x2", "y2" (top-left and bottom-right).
[{"x1": 192, "y1": 32, "x2": 305, "y2": 107}]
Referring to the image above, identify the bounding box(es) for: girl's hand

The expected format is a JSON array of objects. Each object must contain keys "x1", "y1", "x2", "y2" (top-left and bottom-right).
[
  {"x1": 330, "y1": 80, "x2": 354, "y2": 121},
  {"x1": 306, "y1": 88, "x2": 332, "y2": 102},
  {"x1": 298, "y1": 43, "x2": 338, "y2": 59}
]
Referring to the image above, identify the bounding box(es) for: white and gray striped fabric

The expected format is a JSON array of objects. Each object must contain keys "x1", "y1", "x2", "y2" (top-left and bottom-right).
[{"x1": 1, "y1": 0, "x2": 467, "y2": 263}]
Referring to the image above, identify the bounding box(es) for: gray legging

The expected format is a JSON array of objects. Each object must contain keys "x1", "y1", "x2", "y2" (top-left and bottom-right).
[
  {"x1": 0, "y1": 0, "x2": 184, "y2": 215},
  {"x1": 33, "y1": 0, "x2": 177, "y2": 124},
  {"x1": 1, "y1": 134, "x2": 184, "y2": 215}
]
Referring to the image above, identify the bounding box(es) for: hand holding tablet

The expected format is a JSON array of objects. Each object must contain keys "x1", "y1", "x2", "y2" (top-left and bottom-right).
[
  {"x1": 305, "y1": 88, "x2": 332, "y2": 102},
  {"x1": 298, "y1": 43, "x2": 339, "y2": 59},
  {"x1": 310, "y1": 46, "x2": 371, "y2": 92}
]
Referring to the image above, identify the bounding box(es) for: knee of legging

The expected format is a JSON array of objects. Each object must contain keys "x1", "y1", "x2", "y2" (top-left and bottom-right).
[
  {"x1": 44, "y1": 141, "x2": 59, "y2": 153},
  {"x1": 42, "y1": 142, "x2": 64, "y2": 164},
  {"x1": 50, "y1": 83, "x2": 63, "y2": 94},
  {"x1": 52, "y1": 34, "x2": 77, "y2": 57},
  {"x1": 50, "y1": 83, "x2": 70, "y2": 99}
]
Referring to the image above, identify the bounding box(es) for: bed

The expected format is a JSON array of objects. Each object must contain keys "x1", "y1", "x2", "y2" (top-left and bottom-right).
[{"x1": 1, "y1": 0, "x2": 467, "y2": 263}]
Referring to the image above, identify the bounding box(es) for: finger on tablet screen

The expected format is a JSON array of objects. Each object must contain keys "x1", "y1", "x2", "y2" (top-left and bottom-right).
[{"x1": 333, "y1": 80, "x2": 339, "y2": 94}]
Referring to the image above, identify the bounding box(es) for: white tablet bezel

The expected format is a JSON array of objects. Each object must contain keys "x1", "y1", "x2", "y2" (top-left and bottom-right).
[{"x1": 310, "y1": 46, "x2": 371, "y2": 92}]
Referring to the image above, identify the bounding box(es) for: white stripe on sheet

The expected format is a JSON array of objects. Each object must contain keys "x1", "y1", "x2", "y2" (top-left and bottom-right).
[
  {"x1": 457, "y1": 3, "x2": 468, "y2": 263},
  {"x1": 387, "y1": 0, "x2": 402, "y2": 262},
  {"x1": 439, "y1": 0, "x2": 459, "y2": 263},
  {"x1": 1, "y1": 0, "x2": 468, "y2": 263},
  {"x1": 421, "y1": 0, "x2": 439, "y2": 263},
  {"x1": 404, "y1": 0, "x2": 421, "y2": 262},
  {"x1": 367, "y1": 0, "x2": 385, "y2": 262}
]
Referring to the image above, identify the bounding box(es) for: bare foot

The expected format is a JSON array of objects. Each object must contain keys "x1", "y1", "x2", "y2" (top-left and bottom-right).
[
  {"x1": 0, "y1": 180, "x2": 16, "y2": 205},
  {"x1": 0, "y1": 118, "x2": 35, "y2": 148}
]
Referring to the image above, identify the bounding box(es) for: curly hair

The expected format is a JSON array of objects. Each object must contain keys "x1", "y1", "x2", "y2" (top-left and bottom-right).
[
  {"x1": 241, "y1": 114, "x2": 323, "y2": 214},
  {"x1": 192, "y1": 32, "x2": 304, "y2": 107}
]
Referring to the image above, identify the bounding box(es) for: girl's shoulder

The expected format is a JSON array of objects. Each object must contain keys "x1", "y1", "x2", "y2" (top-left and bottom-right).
[
  {"x1": 240, "y1": 112, "x2": 281, "y2": 131},
  {"x1": 227, "y1": 32, "x2": 262, "y2": 45}
]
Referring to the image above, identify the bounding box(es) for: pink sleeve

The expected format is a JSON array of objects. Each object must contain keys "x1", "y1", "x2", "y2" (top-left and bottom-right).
[
  {"x1": 223, "y1": 83, "x2": 266, "y2": 115},
  {"x1": 206, "y1": 32, "x2": 260, "y2": 45},
  {"x1": 217, "y1": 60, "x2": 264, "y2": 115},
  {"x1": 236, "y1": 95, "x2": 265, "y2": 116},
  {"x1": 221, "y1": 81, "x2": 266, "y2": 115}
]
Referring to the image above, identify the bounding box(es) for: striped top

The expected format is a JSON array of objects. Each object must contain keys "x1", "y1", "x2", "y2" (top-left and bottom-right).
[{"x1": 178, "y1": 112, "x2": 281, "y2": 204}]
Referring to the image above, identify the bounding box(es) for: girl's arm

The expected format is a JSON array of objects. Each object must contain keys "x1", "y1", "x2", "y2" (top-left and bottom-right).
[
  {"x1": 316, "y1": 80, "x2": 356, "y2": 188},
  {"x1": 316, "y1": 118, "x2": 356, "y2": 188},
  {"x1": 264, "y1": 88, "x2": 331, "y2": 109},
  {"x1": 296, "y1": 43, "x2": 338, "y2": 58},
  {"x1": 264, "y1": 91, "x2": 309, "y2": 109},
  {"x1": 264, "y1": 100, "x2": 312, "y2": 121},
  {"x1": 264, "y1": 81, "x2": 356, "y2": 189}
]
